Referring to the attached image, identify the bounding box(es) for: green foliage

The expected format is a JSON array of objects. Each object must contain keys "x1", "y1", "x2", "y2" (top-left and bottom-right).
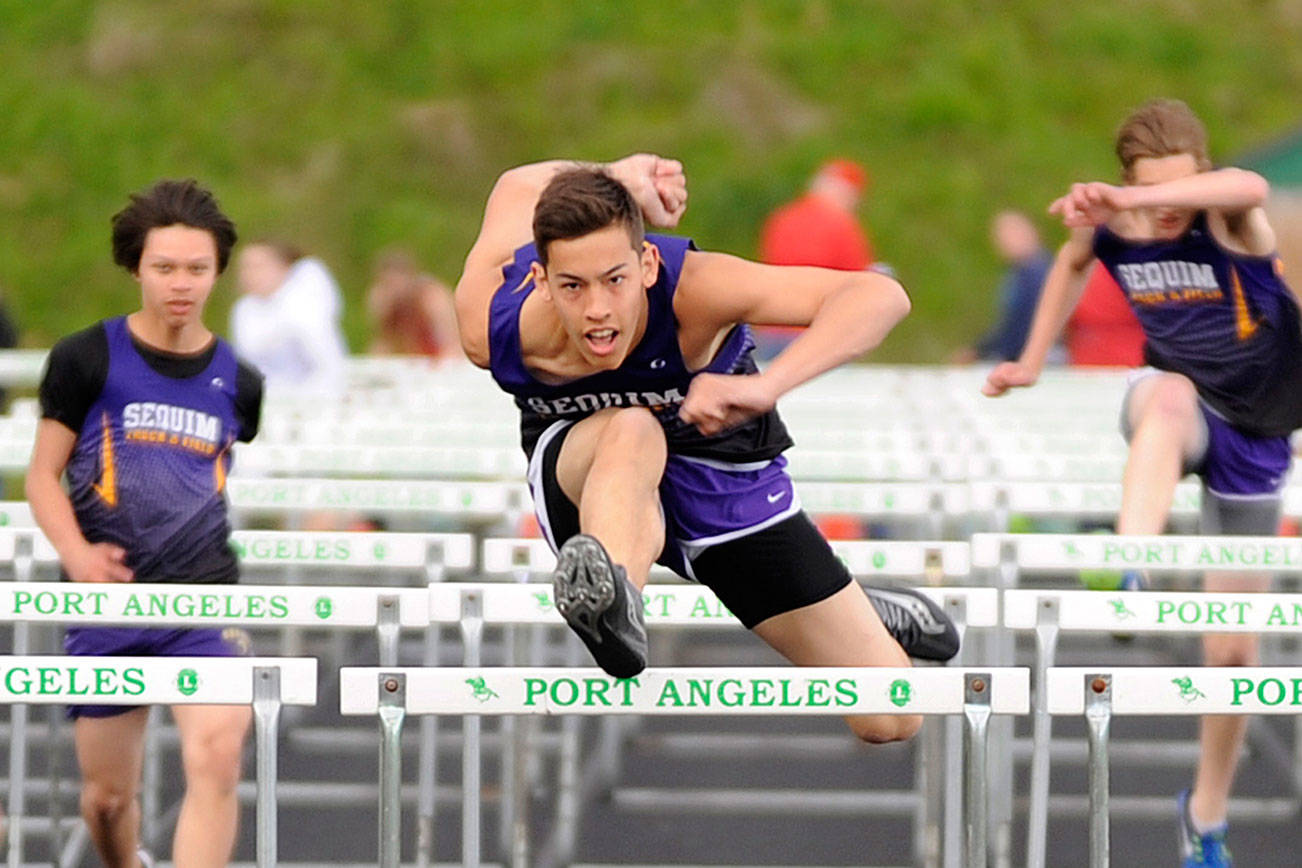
[{"x1": 1, "y1": 0, "x2": 1300, "y2": 358}]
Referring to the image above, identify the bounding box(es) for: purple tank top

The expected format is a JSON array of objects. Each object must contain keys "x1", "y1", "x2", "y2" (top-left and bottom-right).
[
  {"x1": 65, "y1": 317, "x2": 243, "y2": 581},
  {"x1": 1094, "y1": 213, "x2": 1302, "y2": 435},
  {"x1": 488, "y1": 234, "x2": 792, "y2": 460}
]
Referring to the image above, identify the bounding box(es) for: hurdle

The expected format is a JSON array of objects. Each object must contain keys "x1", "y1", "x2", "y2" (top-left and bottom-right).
[
  {"x1": 979, "y1": 532, "x2": 1302, "y2": 868},
  {"x1": 967, "y1": 481, "x2": 1202, "y2": 532},
  {"x1": 0, "y1": 655, "x2": 315, "y2": 868},
  {"x1": 0, "y1": 582, "x2": 422, "y2": 866},
  {"x1": 1047, "y1": 666, "x2": 1302, "y2": 868},
  {"x1": 0, "y1": 527, "x2": 476, "y2": 585},
  {"x1": 341, "y1": 665, "x2": 1028, "y2": 868},
  {"x1": 225, "y1": 477, "x2": 532, "y2": 532},
  {"x1": 477, "y1": 537, "x2": 992, "y2": 868}
]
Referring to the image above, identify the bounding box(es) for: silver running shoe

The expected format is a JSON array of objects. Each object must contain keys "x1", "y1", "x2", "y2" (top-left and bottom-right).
[
  {"x1": 552, "y1": 534, "x2": 648, "y2": 678},
  {"x1": 864, "y1": 584, "x2": 961, "y2": 662}
]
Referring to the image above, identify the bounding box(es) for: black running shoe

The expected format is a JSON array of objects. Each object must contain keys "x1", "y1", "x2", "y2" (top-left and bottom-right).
[
  {"x1": 552, "y1": 534, "x2": 648, "y2": 678},
  {"x1": 864, "y1": 584, "x2": 960, "y2": 662}
]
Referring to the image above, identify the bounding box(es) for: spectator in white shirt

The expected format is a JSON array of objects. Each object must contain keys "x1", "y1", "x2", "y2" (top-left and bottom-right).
[{"x1": 230, "y1": 240, "x2": 348, "y2": 398}]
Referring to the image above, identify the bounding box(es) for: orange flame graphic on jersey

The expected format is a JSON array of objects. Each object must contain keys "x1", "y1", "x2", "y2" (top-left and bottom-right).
[
  {"x1": 1229, "y1": 266, "x2": 1259, "y2": 341},
  {"x1": 91, "y1": 412, "x2": 117, "y2": 507}
]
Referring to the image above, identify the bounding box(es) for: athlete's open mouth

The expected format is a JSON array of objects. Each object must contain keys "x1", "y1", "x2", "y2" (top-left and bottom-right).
[{"x1": 585, "y1": 328, "x2": 619, "y2": 355}]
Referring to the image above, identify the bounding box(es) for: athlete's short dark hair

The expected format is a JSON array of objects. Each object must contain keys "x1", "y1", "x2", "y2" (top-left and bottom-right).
[
  {"x1": 532, "y1": 168, "x2": 644, "y2": 266},
  {"x1": 1115, "y1": 99, "x2": 1212, "y2": 181},
  {"x1": 111, "y1": 179, "x2": 238, "y2": 274}
]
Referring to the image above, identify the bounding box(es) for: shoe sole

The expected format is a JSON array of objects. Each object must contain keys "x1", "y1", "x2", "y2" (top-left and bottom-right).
[{"x1": 552, "y1": 535, "x2": 617, "y2": 646}]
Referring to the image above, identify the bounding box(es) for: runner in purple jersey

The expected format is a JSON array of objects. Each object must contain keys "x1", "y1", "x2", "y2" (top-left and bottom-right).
[
  {"x1": 984, "y1": 100, "x2": 1302, "y2": 867},
  {"x1": 456, "y1": 155, "x2": 958, "y2": 745},
  {"x1": 26, "y1": 180, "x2": 262, "y2": 868}
]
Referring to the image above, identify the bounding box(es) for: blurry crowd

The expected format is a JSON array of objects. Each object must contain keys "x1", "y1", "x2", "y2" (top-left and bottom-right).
[{"x1": 0, "y1": 159, "x2": 1152, "y2": 384}]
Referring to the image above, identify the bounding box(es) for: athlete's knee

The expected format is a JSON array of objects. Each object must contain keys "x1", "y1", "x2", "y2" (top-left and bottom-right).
[
  {"x1": 80, "y1": 779, "x2": 136, "y2": 826},
  {"x1": 1138, "y1": 375, "x2": 1199, "y2": 427},
  {"x1": 847, "y1": 713, "x2": 922, "y2": 744},
  {"x1": 1203, "y1": 632, "x2": 1259, "y2": 667},
  {"x1": 595, "y1": 408, "x2": 666, "y2": 459},
  {"x1": 181, "y1": 729, "x2": 246, "y2": 792}
]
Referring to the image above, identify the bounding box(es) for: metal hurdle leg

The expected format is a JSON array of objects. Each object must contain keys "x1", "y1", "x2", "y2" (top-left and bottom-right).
[
  {"x1": 377, "y1": 594, "x2": 401, "y2": 666},
  {"x1": 988, "y1": 550, "x2": 1020, "y2": 867},
  {"x1": 963, "y1": 673, "x2": 992, "y2": 868},
  {"x1": 943, "y1": 600, "x2": 969, "y2": 868},
  {"x1": 1026, "y1": 598, "x2": 1060, "y2": 868},
  {"x1": 252, "y1": 666, "x2": 284, "y2": 868},
  {"x1": 7, "y1": 540, "x2": 33, "y2": 868},
  {"x1": 7, "y1": 623, "x2": 28, "y2": 868},
  {"x1": 417, "y1": 626, "x2": 440, "y2": 868},
  {"x1": 378, "y1": 672, "x2": 408, "y2": 868},
  {"x1": 1084, "y1": 674, "x2": 1112, "y2": 868},
  {"x1": 460, "y1": 590, "x2": 485, "y2": 868}
]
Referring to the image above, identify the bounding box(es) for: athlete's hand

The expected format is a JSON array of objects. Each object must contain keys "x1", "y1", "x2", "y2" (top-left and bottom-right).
[
  {"x1": 64, "y1": 542, "x2": 133, "y2": 583},
  {"x1": 981, "y1": 361, "x2": 1038, "y2": 397},
  {"x1": 1049, "y1": 182, "x2": 1135, "y2": 228},
  {"x1": 607, "y1": 154, "x2": 688, "y2": 228},
  {"x1": 679, "y1": 373, "x2": 777, "y2": 436}
]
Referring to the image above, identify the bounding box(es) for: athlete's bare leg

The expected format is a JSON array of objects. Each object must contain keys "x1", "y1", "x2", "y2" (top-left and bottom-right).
[
  {"x1": 553, "y1": 407, "x2": 667, "y2": 589},
  {"x1": 1116, "y1": 373, "x2": 1206, "y2": 535},
  {"x1": 1189, "y1": 570, "x2": 1268, "y2": 830},
  {"x1": 75, "y1": 708, "x2": 149, "y2": 868},
  {"x1": 170, "y1": 704, "x2": 251, "y2": 868},
  {"x1": 752, "y1": 583, "x2": 920, "y2": 743}
]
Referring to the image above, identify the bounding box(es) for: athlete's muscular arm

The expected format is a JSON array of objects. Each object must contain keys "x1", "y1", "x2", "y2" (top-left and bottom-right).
[
  {"x1": 25, "y1": 420, "x2": 132, "y2": 582},
  {"x1": 455, "y1": 155, "x2": 688, "y2": 367},
  {"x1": 675, "y1": 255, "x2": 910, "y2": 435},
  {"x1": 983, "y1": 227, "x2": 1094, "y2": 397}
]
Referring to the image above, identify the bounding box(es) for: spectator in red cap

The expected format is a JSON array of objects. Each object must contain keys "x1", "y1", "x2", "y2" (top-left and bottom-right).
[{"x1": 756, "y1": 159, "x2": 876, "y2": 359}]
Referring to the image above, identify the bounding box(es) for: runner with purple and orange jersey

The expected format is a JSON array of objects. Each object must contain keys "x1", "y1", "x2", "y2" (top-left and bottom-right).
[
  {"x1": 984, "y1": 99, "x2": 1302, "y2": 868},
  {"x1": 457, "y1": 155, "x2": 958, "y2": 746},
  {"x1": 27, "y1": 180, "x2": 262, "y2": 868}
]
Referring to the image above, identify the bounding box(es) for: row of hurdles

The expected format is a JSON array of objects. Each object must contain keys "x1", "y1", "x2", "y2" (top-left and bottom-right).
[{"x1": 2, "y1": 528, "x2": 1302, "y2": 867}]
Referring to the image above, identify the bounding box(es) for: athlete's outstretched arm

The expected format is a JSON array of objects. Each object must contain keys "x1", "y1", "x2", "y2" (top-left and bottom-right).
[
  {"x1": 675, "y1": 255, "x2": 910, "y2": 435},
  {"x1": 982, "y1": 227, "x2": 1094, "y2": 397},
  {"x1": 1050, "y1": 168, "x2": 1271, "y2": 237},
  {"x1": 26, "y1": 420, "x2": 133, "y2": 582},
  {"x1": 454, "y1": 155, "x2": 687, "y2": 366}
]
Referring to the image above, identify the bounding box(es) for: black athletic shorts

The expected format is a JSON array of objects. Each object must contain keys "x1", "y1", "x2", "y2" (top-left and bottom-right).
[{"x1": 534, "y1": 422, "x2": 851, "y2": 628}]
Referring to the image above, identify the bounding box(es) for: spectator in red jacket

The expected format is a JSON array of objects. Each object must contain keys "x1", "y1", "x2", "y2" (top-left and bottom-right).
[
  {"x1": 1064, "y1": 262, "x2": 1146, "y2": 366},
  {"x1": 755, "y1": 160, "x2": 875, "y2": 359}
]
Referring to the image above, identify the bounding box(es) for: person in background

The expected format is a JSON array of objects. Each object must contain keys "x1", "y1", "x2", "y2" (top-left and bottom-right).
[
  {"x1": 984, "y1": 98, "x2": 1302, "y2": 868},
  {"x1": 365, "y1": 249, "x2": 462, "y2": 359},
  {"x1": 230, "y1": 240, "x2": 348, "y2": 398},
  {"x1": 27, "y1": 178, "x2": 262, "y2": 868},
  {"x1": 756, "y1": 159, "x2": 875, "y2": 360},
  {"x1": 953, "y1": 210, "x2": 1055, "y2": 363},
  {"x1": 1064, "y1": 262, "x2": 1146, "y2": 366}
]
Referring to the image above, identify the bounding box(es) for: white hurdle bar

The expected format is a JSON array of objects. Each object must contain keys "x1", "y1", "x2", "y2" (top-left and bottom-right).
[
  {"x1": 978, "y1": 532, "x2": 1302, "y2": 868},
  {"x1": 1048, "y1": 667, "x2": 1302, "y2": 868},
  {"x1": 0, "y1": 583, "x2": 423, "y2": 868},
  {"x1": 341, "y1": 665, "x2": 1028, "y2": 868},
  {"x1": 0, "y1": 655, "x2": 315, "y2": 868},
  {"x1": 224, "y1": 478, "x2": 532, "y2": 528},
  {"x1": 0, "y1": 528, "x2": 476, "y2": 583}
]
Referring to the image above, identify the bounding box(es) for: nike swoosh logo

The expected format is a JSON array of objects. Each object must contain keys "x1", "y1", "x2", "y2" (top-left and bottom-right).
[{"x1": 766, "y1": 491, "x2": 787, "y2": 503}]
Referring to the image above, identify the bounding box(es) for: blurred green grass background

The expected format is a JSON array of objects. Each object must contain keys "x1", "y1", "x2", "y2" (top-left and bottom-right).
[{"x1": 2, "y1": 0, "x2": 1300, "y2": 360}]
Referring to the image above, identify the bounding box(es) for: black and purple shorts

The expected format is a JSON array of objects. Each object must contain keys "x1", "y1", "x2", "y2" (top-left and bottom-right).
[
  {"x1": 63, "y1": 625, "x2": 248, "y2": 719},
  {"x1": 527, "y1": 419, "x2": 852, "y2": 628}
]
